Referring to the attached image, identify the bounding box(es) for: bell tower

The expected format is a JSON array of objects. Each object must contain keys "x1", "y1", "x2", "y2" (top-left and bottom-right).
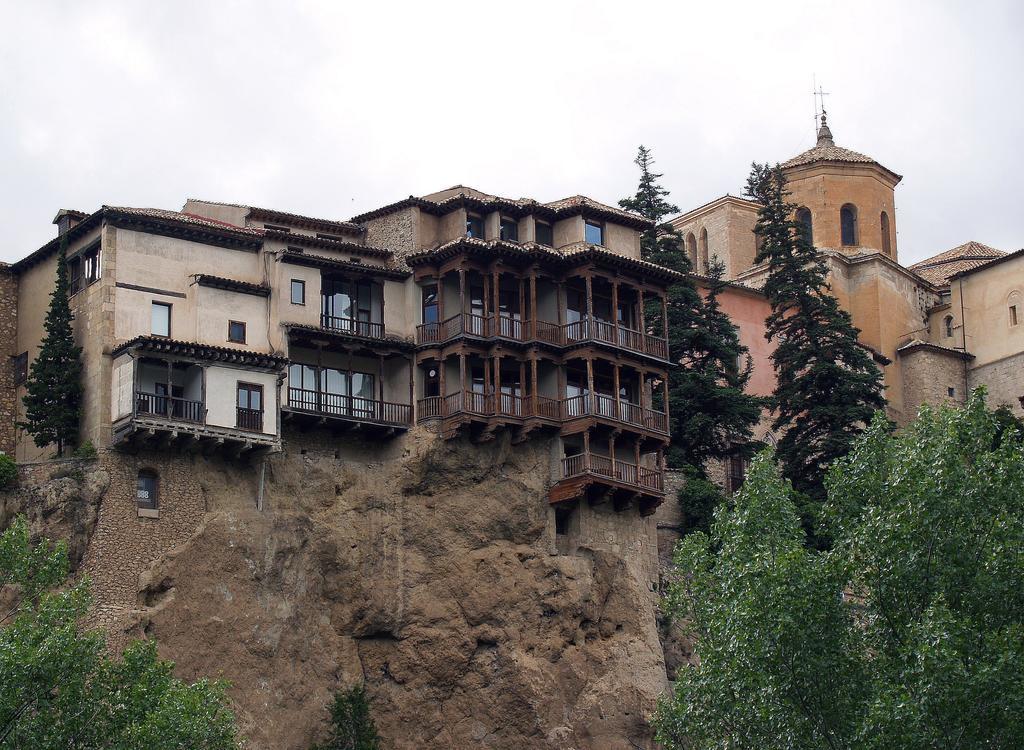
[{"x1": 781, "y1": 112, "x2": 902, "y2": 261}]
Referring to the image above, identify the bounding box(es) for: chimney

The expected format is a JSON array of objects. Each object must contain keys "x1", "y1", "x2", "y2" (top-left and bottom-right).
[{"x1": 52, "y1": 209, "x2": 87, "y2": 236}]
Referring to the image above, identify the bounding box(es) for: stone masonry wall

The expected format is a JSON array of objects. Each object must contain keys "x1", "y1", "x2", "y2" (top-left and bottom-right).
[
  {"x1": 899, "y1": 347, "x2": 968, "y2": 422},
  {"x1": 0, "y1": 266, "x2": 18, "y2": 456},
  {"x1": 969, "y1": 351, "x2": 1024, "y2": 417}
]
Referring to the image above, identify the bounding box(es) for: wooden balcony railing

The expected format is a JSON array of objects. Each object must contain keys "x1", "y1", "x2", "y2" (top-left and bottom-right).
[
  {"x1": 560, "y1": 451, "x2": 664, "y2": 493},
  {"x1": 320, "y1": 314, "x2": 384, "y2": 340},
  {"x1": 236, "y1": 407, "x2": 264, "y2": 432},
  {"x1": 135, "y1": 391, "x2": 204, "y2": 423},
  {"x1": 417, "y1": 391, "x2": 562, "y2": 421},
  {"x1": 560, "y1": 393, "x2": 669, "y2": 434},
  {"x1": 563, "y1": 316, "x2": 669, "y2": 360},
  {"x1": 288, "y1": 387, "x2": 412, "y2": 426}
]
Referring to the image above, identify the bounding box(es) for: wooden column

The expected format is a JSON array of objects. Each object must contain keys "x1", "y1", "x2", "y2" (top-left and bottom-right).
[
  {"x1": 436, "y1": 274, "x2": 445, "y2": 321},
  {"x1": 458, "y1": 268, "x2": 466, "y2": 317},
  {"x1": 634, "y1": 437, "x2": 641, "y2": 467},
  {"x1": 662, "y1": 376, "x2": 670, "y2": 420},
  {"x1": 584, "y1": 274, "x2": 594, "y2": 330},
  {"x1": 529, "y1": 271, "x2": 538, "y2": 339},
  {"x1": 613, "y1": 364, "x2": 621, "y2": 420},
  {"x1": 519, "y1": 360, "x2": 526, "y2": 414},
  {"x1": 583, "y1": 429, "x2": 591, "y2": 471},
  {"x1": 530, "y1": 355, "x2": 539, "y2": 415},
  {"x1": 637, "y1": 288, "x2": 646, "y2": 336},
  {"x1": 493, "y1": 352, "x2": 501, "y2": 413},
  {"x1": 609, "y1": 432, "x2": 617, "y2": 474},
  {"x1": 585, "y1": 356, "x2": 595, "y2": 415},
  {"x1": 611, "y1": 280, "x2": 619, "y2": 343},
  {"x1": 378, "y1": 354, "x2": 385, "y2": 407},
  {"x1": 557, "y1": 361, "x2": 566, "y2": 418},
  {"x1": 661, "y1": 293, "x2": 669, "y2": 343},
  {"x1": 407, "y1": 356, "x2": 414, "y2": 416},
  {"x1": 556, "y1": 281, "x2": 564, "y2": 326},
  {"x1": 517, "y1": 275, "x2": 525, "y2": 340}
]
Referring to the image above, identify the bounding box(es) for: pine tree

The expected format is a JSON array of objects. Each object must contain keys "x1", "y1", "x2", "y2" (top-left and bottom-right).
[
  {"x1": 620, "y1": 147, "x2": 763, "y2": 532},
  {"x1": 316, "y1": 686, "x2": 380, "y2": 750},
  {"x1": 744, "y1": 163, "x2": 885, "y2": 531},
  {"x1": 19, "y1": 239, "x2": 83, "y2": 455}
]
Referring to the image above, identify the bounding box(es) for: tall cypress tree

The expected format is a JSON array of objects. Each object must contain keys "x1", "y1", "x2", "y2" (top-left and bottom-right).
[
  {"x1": 744, "y1": 163, "x2": 885, "y2": 533},
  {"x1": 19, "y1": 239, "x2": 83, "y2": 455},
  {"x1": 620, "y1": 147, "x2": 763, "y2": 532}
]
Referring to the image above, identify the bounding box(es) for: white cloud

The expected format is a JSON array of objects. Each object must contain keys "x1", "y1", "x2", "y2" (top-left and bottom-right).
[{"x1": 1, "y1": 0, "x2": 1021, "y2": 263}]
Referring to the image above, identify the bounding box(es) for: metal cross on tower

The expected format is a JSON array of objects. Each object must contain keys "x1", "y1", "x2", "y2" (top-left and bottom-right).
[{"x1": 812, "y1": 76, "x2": 830, "y2": 134}]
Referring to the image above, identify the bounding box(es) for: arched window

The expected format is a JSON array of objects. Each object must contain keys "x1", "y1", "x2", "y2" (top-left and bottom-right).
[
  {"x1": 880, "y1": 211, "x2": 892, "y2": 255},
  {"x1": 137, "y1": 469, "x2": 159, "y2": 510},
  {"x1": 795, "y1": 207, "x2": 813, "y2": 245},
  {"x1": 840, "y1": 204, "x2": 858, "y2": 246},
  {"x1": 1009, "y1": 291, "x2": 1021, "y2": 327},
  {"x1": 943, "y1": 315, "x2": 954, "y2": 339},
  {"x1": 699, "y1": 227, "x2": 709, "y2": 274},
  {"x1": 686, "y1": 232, "x2": 697, "y2": 267}
]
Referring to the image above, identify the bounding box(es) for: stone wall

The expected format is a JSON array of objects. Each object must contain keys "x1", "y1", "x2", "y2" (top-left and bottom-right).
[
  {"x1": 898, "y1": 346, "x2": 968, "y2": 421},
  {"x1": 362, "y1": 207, "x2": 417, "y2": 264},
  {"x1": 0, "y1": 266, "x2": 18, "y2": 456},
  {"x1": 970, "y1": 351, "x2": 1024, "y2": 416}
]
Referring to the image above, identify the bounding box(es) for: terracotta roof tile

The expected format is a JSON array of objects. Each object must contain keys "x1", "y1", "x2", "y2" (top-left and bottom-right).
[
  {"x1": 105, "y1": 206, "x2": 264, "y2": 236},
  {"x1": 908, "y1": 241, "x2": 1006, "y2": 286}
]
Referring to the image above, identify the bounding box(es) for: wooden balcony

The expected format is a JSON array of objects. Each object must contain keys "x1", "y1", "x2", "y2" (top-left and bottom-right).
[
  {"x1": 550, "y1": 451, "x2": 665, "y2": 516},
  {"x1": 561, "y1": 393, "x2": 669, "y2": 435},
  {"x1": 320, "y1": 314, "x2": 386, "y2": 340},
  {"x1": 136, "y1": 391, "x2": 205, "y2": 423},
  {"x1": 417, "y1": 392, "x2": 561, "y2": 423},
  {"x1": 285, "y1": 387, "x2": 412, "y2": 428},
  {"x1": 236, "y1": 407, "x2": 264, "y2": 432},
  {"x1": 415, "y1": 313, "x2": 669, "y2": 361}
]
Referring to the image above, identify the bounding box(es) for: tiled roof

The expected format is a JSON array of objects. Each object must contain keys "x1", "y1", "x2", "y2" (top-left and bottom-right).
[
  {"x1": 781, "y1": 113, "x2": 900, "y2": 181},
  {"x1": 265, "y1": 229, "x2": 392, "y2": 258},
  {"x1": 112, "y1": 336, "x2": 288, "y2": 368},
  {"x1": 407, "y1": 237, "x2": 684, "y2": 283},
  {"x1": 280, "y1": 250, "x2": 410, "y2": 279},
  {"x1": 193, "y1": 274, "x2": 271, "y2": 297},
  {"x1": 187, "y1": 198, "x2": 362, "y2": 234},
  {"x1": 948, "y1": 247, "x2": 1024, "y2": 280},
  {"x1": 107, "y1": 206, "x2": 264, "y2": 236},
  {"x1": 895, "y1": 339, "x2": 974, "y2": 360},
  {"x1": 351, "y1": 186, "x2": 652, "y2": 229},
  {"x1": 908, "y1": 241, "x2": 1006, "y2": 286}
]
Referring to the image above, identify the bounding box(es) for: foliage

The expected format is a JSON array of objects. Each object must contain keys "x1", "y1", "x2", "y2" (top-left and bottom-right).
[
  {"x1": 72, "y1": 440, "x2": 98, "y2": 460},
  {"x1": 0, "y1": 516, "x2": 240, "y2": 749},
  {"x1": 675, "y1": 466, "x2": 726, "y2": 537},
  {"x1": 315, "y1": 685, "x2": 380, "y2": 750},
  {"x1": 0, "y1": 456, "x2": 16, "y2": 490},
  {"x1": 654, "y1": 391, "x2": 1024, "y2": 749},
  {"x1": 18, "y1": 240, "x2": 83, "y2": 456},
  {"x1": 745, "y1": 163, "x2": 885, "y2": 539},
  {"x1": 620, "y1": 146, "x2": 762, "y2": 484}
]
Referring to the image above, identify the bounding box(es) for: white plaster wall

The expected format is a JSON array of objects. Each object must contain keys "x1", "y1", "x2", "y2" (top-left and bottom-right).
[
  {"x1": 205, "y1": 367, "x2": 278, "y2": 435},
  {"x1": 195, "y1": 286, "x2": 271, "y2": 350},
  {"x1": 111, "y1": 353, "x2": 134, "y2": 421}
]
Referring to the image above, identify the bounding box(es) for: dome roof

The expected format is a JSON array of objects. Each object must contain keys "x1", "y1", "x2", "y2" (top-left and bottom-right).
[{"x1": 782, "y1": 112, "x2": 901, "y2": 181}]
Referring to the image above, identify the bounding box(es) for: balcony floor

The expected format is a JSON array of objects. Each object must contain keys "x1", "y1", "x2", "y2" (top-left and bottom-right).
[{"x1": 112, "y1": 415, "x2": 279, "y2": 458}]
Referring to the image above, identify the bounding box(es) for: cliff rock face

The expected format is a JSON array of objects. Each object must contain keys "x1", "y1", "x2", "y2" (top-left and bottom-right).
[{"x1": 6, "y1": 429, "x2": 668, "y2": 749}]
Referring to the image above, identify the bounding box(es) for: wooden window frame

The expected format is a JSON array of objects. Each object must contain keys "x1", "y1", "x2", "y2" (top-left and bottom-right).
[
  {"x1": 228, "y1": 320, "x2": 246, "y2": 344},
  {"x1": 290, "y1": 279, "x2": 306, "y2": 305},
  {"x1": 136, "y1": 469, "x2": 159, "y2": 510},
  {"x1": 236, "y1": 382, "x2": 265, "y2": 432},
  {"x1": 151, "y1": 301, "x2": 172, "y2": 338},
  {"x1": 535, "y1": 221, "x2": 554, "y2": 247}
]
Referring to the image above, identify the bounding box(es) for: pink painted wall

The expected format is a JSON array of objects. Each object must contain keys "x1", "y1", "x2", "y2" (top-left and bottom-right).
[{"x1": 700, "y1": 283, "x2": 777, "y2": 398}]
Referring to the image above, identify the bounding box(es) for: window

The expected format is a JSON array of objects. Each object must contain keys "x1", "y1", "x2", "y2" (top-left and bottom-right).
[
  {"x1": 151, "y1": 302, "x2": 171, "y2": 337},
  {"x1": 947, "y1": 387, "x2": 956, "y2": 398},
  {"x1": 796, "y1": 207, "x2": 813, "y2": 245},
  {"x1": 11, "y1": 352, "x2": 27, "y2": 386},
  {"x1": 424, "y1": 366, "x2": 440, "y2": 398},
  {"x1": 137, "y1": 469, "x2": 159, "y2": 510},
  {"x1": 686, "y1": 233, "x2": 697, "y2": 266},
  {"x1": 943, "y1": 315, "x2": 954, "y2": 338},
  {"x1": 728, "y1": 456, "x2": 749, "y2": 493},
  {"x1": 422, "y1": 284, "x2": 439, "y2": 324},
  {"x1": 1011, "y1": 305, "x2": 1019, "y2": 327},
  {"x1": 237, "y1": 383, "x2": 263, "y2": 431},
  {"x1": 228, "y1": 320, "x2": 246, "y2": 344},
  {"x1": 585, "y1": 221, "x2": 603, "y2": 245},
  {"x1": 264, "y1": 224, "x2": 290, "y2": 233},
  {"x1": 499, "y1": 217, "x2": 518, "y2": 242},
  {"x1": 840, "y1": 204, "x2": 858, "y2": 246},
  {"x1": 555, "y1": 507, "x2": 571, "y2": 536},
  {"x1": 466, "y1": 214, "x2": 484, "y2": 238},
  {"x1": 880, "y1": 211, "x2": 892, "y2": 255},
  {"x1": 1009, "y1": 292, "x2": 1021, "y2": 327},
  {"x1": 535, "y1": 221, "x2": 553, "y2": 246},
  {"x1": 290, "y1": 279, "x2": 306, "y2": 305},
  {"x1": 699, "y1": 227, "x2": 710, "y2": 273},
  {"x1": 321, "y1": 277, "x2": 376, "y2": 332},
  {"x1": 316, "y1": 233, "x2": 344, "y2": 241}
]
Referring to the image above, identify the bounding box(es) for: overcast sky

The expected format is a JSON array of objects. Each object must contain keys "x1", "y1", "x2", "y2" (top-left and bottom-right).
[{"x1": 1, "y1": 0, "x2": 1021, "y2": 265}]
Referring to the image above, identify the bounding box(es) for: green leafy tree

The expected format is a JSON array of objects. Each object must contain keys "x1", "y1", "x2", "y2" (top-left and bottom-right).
[
  {"x1": 315, "y1": 685, "x2": 380, "y2": 750},
  {"x1": 745, "y1": 163, "x2": 884, "y2": 538},
  {"x1": 620, "y1": 146, "x2": 762, "y2": 501},
  {"x1": 18, "y1": 240, "x2": 83, "y2": 455},
  {"x1": 654, "y1": 390, "x2": 1024, "y2": 749},
  {"x1": 0, "y1": 517, "x2": 240, "y2": 749}
]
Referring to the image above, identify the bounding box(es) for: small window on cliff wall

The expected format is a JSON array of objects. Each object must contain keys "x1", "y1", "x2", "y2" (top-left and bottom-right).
[
  {"x1": 555, "y1": 506, "x2": 572, "y2": 536},
  {"x1": 1009, "y1": 292, "x2": 1020, "y2": 327},
  {"x1": 12, "y1": 352, "x2": 27, "y2": 386},
  {"x1": 137, "y1": 469, "x2": 159, "y2": 513},
  {"x1": 944, "y1": 315, "x2": 954, "y2": 338}
]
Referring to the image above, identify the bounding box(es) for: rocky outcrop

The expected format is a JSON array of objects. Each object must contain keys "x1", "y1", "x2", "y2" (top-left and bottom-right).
[{"x1": 5, "y1": 429, "x2": 668, "y2": 749}]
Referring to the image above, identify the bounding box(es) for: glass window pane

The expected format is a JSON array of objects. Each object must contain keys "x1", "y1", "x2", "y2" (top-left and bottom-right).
[
  {"x1": 500, "y1": 218, "x2": 518, "y2": 242},
  {"x1": 151, "y1": 303, "x2": 170, "y2": 336},
  {"x1": 585, "y1": 221, "x2": 603, "y2": 245},
  {"x1": 321, "y1": 368, "x2": 346, "y2": 395},
  {"x1": 467, "y1": 215, "x2": 484, "y2": 238},
  {"x1": 535, "y1": 222, "x2": 553, "y2": 246},
  {"x1": 291, "y1": 280, "x2": 305, "y2": 304},
  {"x1": 352, "y1": 372, "x2": 374, "y2": 400}
]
